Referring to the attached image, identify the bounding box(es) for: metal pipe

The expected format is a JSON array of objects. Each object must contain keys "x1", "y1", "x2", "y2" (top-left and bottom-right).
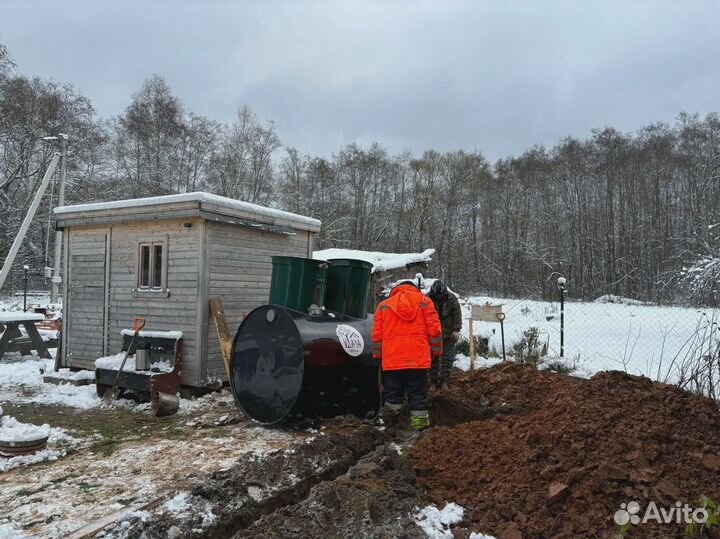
[
  {"x1": 0, "y1": 153, "x2": 61, "y2": 293},
  {"x1": 51, "y1": 135, "x2": 68, "y2": 304}
]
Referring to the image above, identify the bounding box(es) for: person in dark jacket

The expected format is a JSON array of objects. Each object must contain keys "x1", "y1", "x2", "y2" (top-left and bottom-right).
[{"x1": 426, "y1": 279, "x2": 462, "y2": 389}]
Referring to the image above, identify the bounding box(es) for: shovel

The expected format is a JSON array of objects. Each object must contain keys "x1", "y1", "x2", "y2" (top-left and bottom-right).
[{"x1": 102, "y1": 317, "x2": 145, "y2": 403}]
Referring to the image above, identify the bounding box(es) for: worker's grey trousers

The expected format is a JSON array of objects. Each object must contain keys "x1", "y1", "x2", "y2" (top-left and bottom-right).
[{"x1": 430, "y1": 337, "x2": 456, "y2": 385}]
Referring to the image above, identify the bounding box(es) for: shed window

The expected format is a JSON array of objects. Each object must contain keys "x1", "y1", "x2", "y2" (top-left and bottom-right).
[{"x1": 138, "y1": 241, "x2": 166, "y2": 290}]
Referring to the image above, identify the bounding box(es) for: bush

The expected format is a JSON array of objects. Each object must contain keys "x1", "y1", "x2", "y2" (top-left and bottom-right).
[
  {"x1": 512, "y1": 327, "x2": 548, "y2": 366},
  {"x1": 456, "y1": 335, "x2": 489, "y2": 356}
]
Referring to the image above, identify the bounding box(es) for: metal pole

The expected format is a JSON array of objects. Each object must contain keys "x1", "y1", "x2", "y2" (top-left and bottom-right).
[
  {"x1": 51, "y1": 135, "x2": 68, "y2": 304},
  {"x1": 0, "y1": 153, "x2": 61, "y2": 292},
  {"x1": 23, "y1": 265, "x2": 29, "y2": 312},
  {"x1": 560, "y1": 287, "x2": 565, "y2": 358},
  {"x1": 469, "y1": 318, "x2": 475, "y2": 370}
]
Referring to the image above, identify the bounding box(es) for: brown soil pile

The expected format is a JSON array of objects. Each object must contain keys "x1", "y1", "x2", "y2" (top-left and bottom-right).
[{"x1": 412, "y1": 362, "x2": 720, "y2": 539}]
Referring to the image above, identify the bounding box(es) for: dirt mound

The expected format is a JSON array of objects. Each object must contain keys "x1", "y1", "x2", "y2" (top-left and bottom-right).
[
  {"x1": 234, "y1": 444, "x2": 425, "y2": 539},
  {"x1": 430, "y1": 362, "x2": 580, "y2": 425},
  {"x1": 412, "y1": 363, "x2": 720, "y2": 538}
]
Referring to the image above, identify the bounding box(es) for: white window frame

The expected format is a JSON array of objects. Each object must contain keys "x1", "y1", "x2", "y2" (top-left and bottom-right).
[{"x1": 136, "y1": 239, "x2": 168, "y2": 292}]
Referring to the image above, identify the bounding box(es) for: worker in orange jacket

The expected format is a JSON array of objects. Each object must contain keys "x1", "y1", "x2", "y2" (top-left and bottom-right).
[{"x1": 372, "y1": 281, "x2": 443, "y2": 431}]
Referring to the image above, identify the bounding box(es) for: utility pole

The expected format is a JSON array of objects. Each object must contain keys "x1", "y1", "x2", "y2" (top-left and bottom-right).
[
  {"x1": 0, "y1": 153, "x2": 61, "y2": 292},
  {"x1": 51, "y1": 134, "x2": 68, "y2": 304}
]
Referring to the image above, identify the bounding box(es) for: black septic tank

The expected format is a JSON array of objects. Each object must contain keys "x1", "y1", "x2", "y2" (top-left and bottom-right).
[{"x1": 230, "y1": 305, "x2": 380, "y2": 424}]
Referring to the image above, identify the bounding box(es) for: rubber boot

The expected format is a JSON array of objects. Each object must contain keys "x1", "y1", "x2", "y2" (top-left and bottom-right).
[
  {"x1": 410, "y1": 412, "x2": 430, "y2": 431},
  {"x1": 381, "y1": 403, "x2": 404, "y2": 429}
]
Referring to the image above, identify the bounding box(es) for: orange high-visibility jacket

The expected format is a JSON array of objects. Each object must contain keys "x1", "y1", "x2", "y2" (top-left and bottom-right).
[{"x1": 372, "y1": 284, "x2": 443, "y2": 371}]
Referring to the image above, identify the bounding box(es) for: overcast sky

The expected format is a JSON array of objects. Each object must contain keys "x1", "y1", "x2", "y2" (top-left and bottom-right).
[{"x1": 2, "y1": 0, "x2": 719, "y2": 160}]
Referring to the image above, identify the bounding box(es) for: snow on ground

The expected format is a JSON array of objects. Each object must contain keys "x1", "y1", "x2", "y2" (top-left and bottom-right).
[
  {"x1": 0, "y1": 293, "x2": 59, "y2": 313},
  {"x1": 0, "y1": 425, "x2": 84, "y2": 473},
  {"x1": 0, "y1": 448, "x2": 61, "y2": 473},
  {"x1": 0, "y1": 422, "x2": 297, "y2": 538},
  {"x1": 0, "y1": 521, "x2": 28, "y2": 539},
  {"x1": 43, "y1": 368, "x2": 95, "y2": 382},
  {"x1": 0, "y1": 354, "x2": 198, "y2": 412},
  {"x1": 0, "y1": 415, "x2": 50, "y2": 443},
  {"x1": 313, "y1": 248, "x2": 434, "y2": 272},
  {"x1": 160, "y1": 491, "x2": 217, "y2": 532},
  {"x1": 414, "y1": 503, "x2": 471, "y2": 539},
  {"x1": 0, "y1": 355, "x2": 100, "y2": 409},
  {"x1": 461, "y1": 296, "x2": 717, "y2": 382}
]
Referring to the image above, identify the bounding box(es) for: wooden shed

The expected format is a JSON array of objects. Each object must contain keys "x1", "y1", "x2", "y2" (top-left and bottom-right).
[{"x1": 54, "y1": 192, "x2": 320, "y2": 388}]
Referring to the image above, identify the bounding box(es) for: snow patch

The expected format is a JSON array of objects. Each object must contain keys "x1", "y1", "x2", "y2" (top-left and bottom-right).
[
  {"x1": 313, "y1": 248, "x2": 434, "y2": 273},
  {"x1": 454, "y1": 353, "x2": 503, "y2": 372},
  {"x1": 0, "y1": 522, "x2": 28, "y2": 539},
  {"x1": 43, "y1": 368, "x2": 95, "y2": 382},
  {"x1": 162, "y1": 491, "x2": 216, "y2": 531},
  {"x1": 95, "y1": 353, "x2": 172, "y2": 373},
  {"x1": 594, "y1": 294, "x2": 653, "y2": 306},
  {"x1": 0, "y1": 312, "x2": 45, "y2": 322},
  {"x1": 55, "y1": 191, "x2": 321, "y2": 231},
  {"x1": 120, "y1": 329, "x2": 183, "y2": 340},
  {"x1": 414, "y1": 502, "x2": 466, "y2": 539},
  {"x1": 0, "y1": 416, "x2": 50, "y2": 443},
  {"x1": 0, "y1": 448, "x2": 60, "y2": 473}
]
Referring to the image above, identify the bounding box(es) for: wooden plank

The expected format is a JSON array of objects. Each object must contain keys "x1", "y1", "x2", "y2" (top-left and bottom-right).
[
  {"x1": 209, "y1": 298, "x2": 232, "y2": 380},
  {"x1": 65, "y1": 498, "x2": 164, "y2": 539}
]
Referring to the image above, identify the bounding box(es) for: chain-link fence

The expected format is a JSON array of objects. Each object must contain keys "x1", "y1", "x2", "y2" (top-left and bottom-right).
[{"x1": 462, "y1": 293, "x2": 720, "y2": 398}]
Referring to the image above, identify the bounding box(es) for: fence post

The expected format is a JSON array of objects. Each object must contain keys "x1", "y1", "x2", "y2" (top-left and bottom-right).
[
  {"x1": 558, "y1": 277, "x2": 566, "y2": 358},
  {"x1": 469, "y1": 318, "x2": 475, "y2": 370}
]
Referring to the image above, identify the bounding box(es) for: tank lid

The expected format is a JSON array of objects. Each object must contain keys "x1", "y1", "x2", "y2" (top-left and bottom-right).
[{"x1": 326, "y1": 258, "x2": 373, "y2": 270}]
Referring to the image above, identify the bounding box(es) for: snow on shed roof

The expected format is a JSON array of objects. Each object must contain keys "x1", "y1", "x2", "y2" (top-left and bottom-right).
[
  {"x1": 313, "y1": 248, "x2": 434, "y2": 273},
  {"x1": 54, "y1": 192, "x2": 321, "y2": 232}
]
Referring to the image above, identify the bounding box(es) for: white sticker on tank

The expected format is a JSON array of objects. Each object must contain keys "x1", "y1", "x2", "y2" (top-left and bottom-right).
[{"x1": 336, "y1": 324, "x2": 364, "y2": 357}]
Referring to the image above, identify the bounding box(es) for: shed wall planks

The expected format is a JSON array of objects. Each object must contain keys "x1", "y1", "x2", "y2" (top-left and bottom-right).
[{"x1": 204, "y1": 222, "x2": 311, "y2": 381}]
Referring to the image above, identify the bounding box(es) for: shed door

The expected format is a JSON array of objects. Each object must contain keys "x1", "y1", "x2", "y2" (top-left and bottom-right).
[{"x1": 66, "y1": 231, "x2": 109, "y2": 369}]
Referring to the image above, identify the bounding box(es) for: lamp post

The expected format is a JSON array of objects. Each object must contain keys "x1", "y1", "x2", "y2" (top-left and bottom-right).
[
  {"x1": 23, "y1": 265, "x2": 29, "y2": 312},
  {"x1": 557, "y1": 277, "x2": 566, "y2": 358}
]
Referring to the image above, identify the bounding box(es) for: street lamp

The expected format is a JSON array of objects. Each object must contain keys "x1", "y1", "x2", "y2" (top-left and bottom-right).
[{"x1": 557, "y1": 277, "x2": 566, "y2": 358}]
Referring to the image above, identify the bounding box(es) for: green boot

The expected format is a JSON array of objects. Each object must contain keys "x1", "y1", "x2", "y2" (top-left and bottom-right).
[{"x1": 410, "y1": 413, "x2": 430, "y2": 431}]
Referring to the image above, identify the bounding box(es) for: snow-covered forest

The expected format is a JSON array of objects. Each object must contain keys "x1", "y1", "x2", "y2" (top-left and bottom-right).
[{"x1": 1, "y1": 41, "x2": 718, "y2": 304}]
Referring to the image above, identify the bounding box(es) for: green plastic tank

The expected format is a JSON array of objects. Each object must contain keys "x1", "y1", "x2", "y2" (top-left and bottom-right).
[
  {"x1": 269, "y1": 256, "x2": 328, "y2": 313},
  {"x1": 324, "y1": 258, "x2": 373, "y2": 319}
]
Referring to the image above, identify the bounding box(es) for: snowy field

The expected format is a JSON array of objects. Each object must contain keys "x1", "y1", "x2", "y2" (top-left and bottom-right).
[{"x1": 460, "y1": 295, "x2": 717, "y2": 382}]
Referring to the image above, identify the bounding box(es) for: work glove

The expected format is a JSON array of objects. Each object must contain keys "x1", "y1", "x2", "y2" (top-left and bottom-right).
[{"x1": 451, "y1": 331, "x2": 460, "y2": 343}]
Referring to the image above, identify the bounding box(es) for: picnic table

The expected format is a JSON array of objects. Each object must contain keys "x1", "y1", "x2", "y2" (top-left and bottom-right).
[{"x1": 0, "y1": 312, "x2": 53, "y2": 360}]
